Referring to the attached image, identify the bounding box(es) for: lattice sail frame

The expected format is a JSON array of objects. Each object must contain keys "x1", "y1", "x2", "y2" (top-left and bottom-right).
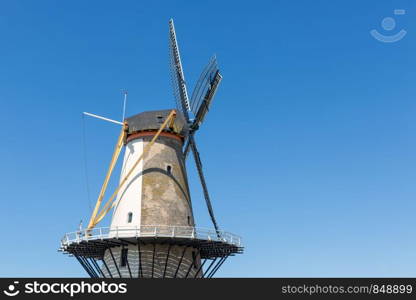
[
  {"x1": 189, "y1": 56, "x2": 220, "y2": 116},
  {"x1": 169, "y1": 19, "x2": 191, "y2": 121}
]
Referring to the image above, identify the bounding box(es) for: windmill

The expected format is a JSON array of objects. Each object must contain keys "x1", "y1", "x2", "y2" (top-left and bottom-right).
[{"x1": 59, "y1": 19, "x2": 243, "y2": 278}]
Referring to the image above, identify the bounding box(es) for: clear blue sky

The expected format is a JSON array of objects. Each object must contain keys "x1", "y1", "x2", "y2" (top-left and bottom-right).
[{"x1": 1, "y1": 0, "x2": 416, "y2": 277}]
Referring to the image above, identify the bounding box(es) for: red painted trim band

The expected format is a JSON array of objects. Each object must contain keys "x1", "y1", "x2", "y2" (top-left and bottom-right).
[{"x1": 126, "y1": 131, "x2": 183, "y2": 144}]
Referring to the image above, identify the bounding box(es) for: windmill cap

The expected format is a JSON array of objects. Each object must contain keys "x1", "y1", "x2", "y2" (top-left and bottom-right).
[{"x1": 125, "y1": 109, "x2": 189, "y2": 138}]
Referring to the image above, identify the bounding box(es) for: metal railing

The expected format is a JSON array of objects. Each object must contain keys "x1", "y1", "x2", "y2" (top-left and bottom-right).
[{"x1": 61, "y1": 225, "x2": 242, "y2": 247}]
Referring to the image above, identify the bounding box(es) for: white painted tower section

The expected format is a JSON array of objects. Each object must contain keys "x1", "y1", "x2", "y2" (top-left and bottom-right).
[{"x1": 110, "y1": 138, "x2": 143, "y2": 235}]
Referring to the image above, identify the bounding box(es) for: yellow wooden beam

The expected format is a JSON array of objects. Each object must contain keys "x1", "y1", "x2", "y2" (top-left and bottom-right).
[{"x1": 87, "y1": 124, "x2": 127, "y2": 230}]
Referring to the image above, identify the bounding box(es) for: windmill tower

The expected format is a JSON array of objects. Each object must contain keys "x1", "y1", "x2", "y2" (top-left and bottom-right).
[{"x1": 59, "y1": 19, "x2": 243, "y2": 278}]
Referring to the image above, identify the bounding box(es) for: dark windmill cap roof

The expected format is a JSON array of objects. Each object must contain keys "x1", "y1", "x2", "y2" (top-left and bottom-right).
[{"x1": 125, "y1": 109, "x2": 189, "y2": 137}]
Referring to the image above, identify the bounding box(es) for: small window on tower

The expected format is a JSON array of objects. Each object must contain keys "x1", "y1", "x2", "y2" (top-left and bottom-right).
[
  {"x1": 187, "y1": 216, "x2": 191, "y2": 226},
  {"x1": 121, "y1": 248, "x2": 128, "y2": 267},
  {"x1": 167, "y1": 165, "x2": 172, "y2": 175},
  {"x1": 127, "y1": 212, "x2": 133, "y2": 223}
]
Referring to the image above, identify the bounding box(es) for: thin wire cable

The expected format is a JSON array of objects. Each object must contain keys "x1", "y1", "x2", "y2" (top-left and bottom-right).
[{"x1": 82, "y1": 114, "x2": 93, "y2": 213}]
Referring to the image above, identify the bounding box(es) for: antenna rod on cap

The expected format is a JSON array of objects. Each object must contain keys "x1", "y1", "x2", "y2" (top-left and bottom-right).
[{"x1": 121, "y1": 89, "x2": 128, "y2": 121}]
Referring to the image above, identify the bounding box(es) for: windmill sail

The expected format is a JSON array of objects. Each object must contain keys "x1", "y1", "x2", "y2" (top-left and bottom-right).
[
  {"x1": 169, "y1": 20, "x2": 222, "y2": 235},
  {"x1": 169, "y1": 19, "x2": 191, "y2": 121},
  {"x1": 190, "y1": 57, "x2": 219, "y2": 113},
  {"x1": 193, "y1": 71, "x2": 222, "y2": 128},
  {"x1": 189, "y1": 135, "x2": 220, "y2": 234},
  {"x1": 189, "y1": 56, "x2": 222, "y2": 129}
]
